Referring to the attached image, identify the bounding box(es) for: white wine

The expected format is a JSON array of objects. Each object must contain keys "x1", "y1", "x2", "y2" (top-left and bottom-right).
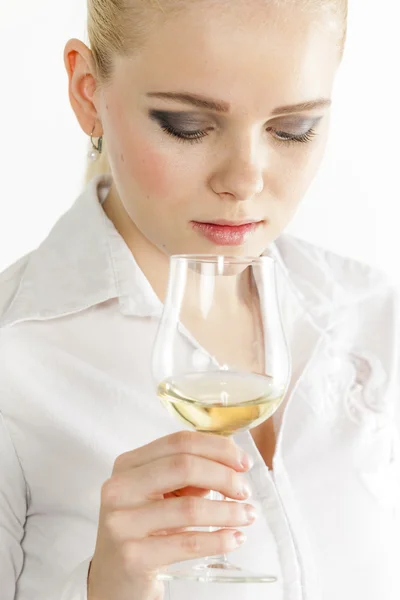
[{"x1": 157, "y1": 371, "x2": 284, "y2": 436}]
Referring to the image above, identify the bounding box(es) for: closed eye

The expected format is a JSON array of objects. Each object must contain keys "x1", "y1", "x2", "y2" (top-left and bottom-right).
[
  {"x1": 150, "y1": 109, "x2": 322, "y2": 146},
  {"x1": 149, "y1": 109, "x2": 213, "y2": 145},
  {"x1": 160, "y1": 123, "x2": 319, "y2": 146},
  {"x1": 270, "y1": 127, "x2": 318, "y2": 144}
]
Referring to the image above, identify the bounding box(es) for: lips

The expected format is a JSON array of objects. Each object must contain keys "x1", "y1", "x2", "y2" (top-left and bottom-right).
[{"x1": 191, "y1": 220, "x2": 262, "y2": 246}]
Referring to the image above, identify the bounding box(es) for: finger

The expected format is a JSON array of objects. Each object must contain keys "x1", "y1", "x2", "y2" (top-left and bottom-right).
[
  {"x1": 120, "y1": 529, "x2": 247, "y2": 572},
  {"x1": 102, "y1": 454, "x2": 252, "y2": 509},
  {"x1": 105, "y1": 497, "x2": 257, "y2": 540},
  {"x1": 112, "y1": 431, "x2": 252, "y2": 474}
]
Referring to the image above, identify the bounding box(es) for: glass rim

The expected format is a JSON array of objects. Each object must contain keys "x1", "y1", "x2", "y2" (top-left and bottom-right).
[{"x1": 170, "y1": 253, "x2": 275, "y2": 266}]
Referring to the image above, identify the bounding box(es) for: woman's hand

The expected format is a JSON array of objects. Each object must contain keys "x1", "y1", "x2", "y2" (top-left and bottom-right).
[{"x1": 88, "y1": 430, "x2": 255, "y2": 600}]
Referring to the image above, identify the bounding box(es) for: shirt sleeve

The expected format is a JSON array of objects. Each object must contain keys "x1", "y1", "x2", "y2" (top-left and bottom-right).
[
  {"x1": 0, "y1": 411, "x2": 92, "y2": 600},
  {"x1": 58, "y1": 558, "x2": 91, "y2": 600},
  {"x1": 0, "y1": 411, "x2": 27, "y2": 600}
]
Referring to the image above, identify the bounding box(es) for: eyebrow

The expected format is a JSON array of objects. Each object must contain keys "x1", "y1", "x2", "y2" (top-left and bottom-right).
[
  {"x1": 146, "y1": 92, "x2": 332, "y2": 115},
  {"x1": 271, "y1": 98, "x2": 332, "y2": 115}
]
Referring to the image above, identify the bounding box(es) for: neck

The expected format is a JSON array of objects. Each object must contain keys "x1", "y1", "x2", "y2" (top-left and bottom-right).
[
  {"x1": 103, "y1": 184, "x2": 253, "y2": 311},
  {"x1": 103, "y1": 183, "x2": 171, "y2": 302}
]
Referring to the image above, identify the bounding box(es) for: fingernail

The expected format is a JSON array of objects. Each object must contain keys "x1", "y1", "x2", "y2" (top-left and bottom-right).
[
  {"x1": 245, "y1": 505, "x2": 258, "y2": 524},
  {"x1": 234, "y1": 531, "x2": 247, "y2": 546},
  {"x1": 240, "y1": 452, "x2": 254, "y2": 471},
  {"x1": 240, "y1": 481, "x2": 252, "y2": 499}
]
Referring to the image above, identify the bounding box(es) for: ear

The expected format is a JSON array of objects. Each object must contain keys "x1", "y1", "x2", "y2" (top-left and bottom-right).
[{"x1": 64, "y1": 38, "x2": 103, "y2": 138}]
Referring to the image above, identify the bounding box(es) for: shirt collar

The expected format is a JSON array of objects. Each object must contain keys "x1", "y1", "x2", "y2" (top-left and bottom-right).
[
  {"x1": 0, "y1": 175, "x2": 161, "y2": 328},
  {"x1": 0, "y1": 174, "x2": 384, "y2": 332}
]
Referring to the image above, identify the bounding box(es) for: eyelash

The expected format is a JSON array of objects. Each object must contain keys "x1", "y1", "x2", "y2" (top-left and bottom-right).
[{"x1": 159, "y1": 123, "x2": 318, "y2": 146}]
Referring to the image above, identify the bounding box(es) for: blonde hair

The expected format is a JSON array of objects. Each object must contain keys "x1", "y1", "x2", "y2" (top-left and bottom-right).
[{"x1": 84, "y1": 0, "x2": 348, "y2": 184}]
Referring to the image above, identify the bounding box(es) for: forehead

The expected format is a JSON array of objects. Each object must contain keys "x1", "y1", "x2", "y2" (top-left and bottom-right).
[{"x1": 115, "y1": 2, "x2": 340, "y2": 114}]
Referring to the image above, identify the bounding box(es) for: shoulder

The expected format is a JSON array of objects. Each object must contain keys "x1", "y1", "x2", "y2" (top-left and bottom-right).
[
  {"x1": 276, "y1": 233, "x2": 397, "y2": 313},
  {"x1": 0, "y1": 254, "x2": 32, "y2": 327},
  {"x1": 278, "y1": 234, "x2": 399, "y2": 386},
  {"x1": 277, "y1": 236, "x2": 400, "y2": 419},
  {"x1": 275, "y1": 234, "x2": 399, "y2": 372}
]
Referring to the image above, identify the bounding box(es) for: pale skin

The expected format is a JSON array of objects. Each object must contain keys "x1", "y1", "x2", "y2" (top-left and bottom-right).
[{"x1": 64, "y1": 1, "x2": 341, "y2": 598}]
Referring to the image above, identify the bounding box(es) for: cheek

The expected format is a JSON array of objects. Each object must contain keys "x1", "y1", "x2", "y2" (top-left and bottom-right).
[
  {"x1": 104, "y1": 99, "x2": 179, "y2": 201},
  {"x1": 282, "y1": 141, "x2": 328, "y2": 201},
  {"x1": 121, "y1": 134, "x2": 174, "y2": 200}
]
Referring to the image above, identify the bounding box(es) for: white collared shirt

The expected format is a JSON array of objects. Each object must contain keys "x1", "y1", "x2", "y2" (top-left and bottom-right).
[{"x1": 0, "y1": 175, "x2": 399, "y2": 600}]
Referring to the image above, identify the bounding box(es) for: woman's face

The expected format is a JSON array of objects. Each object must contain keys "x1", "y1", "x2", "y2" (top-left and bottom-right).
[{"x1": 97, "y1": 1, "x2": 341, "y2": 258}]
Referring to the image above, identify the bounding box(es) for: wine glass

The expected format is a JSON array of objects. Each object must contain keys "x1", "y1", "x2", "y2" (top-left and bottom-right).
[{"x1": 152, "y1": 254, "x2": 291, "y2": 583}]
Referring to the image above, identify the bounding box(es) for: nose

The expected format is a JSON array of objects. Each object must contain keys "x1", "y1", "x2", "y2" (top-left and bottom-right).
[{"x1": 209, "y1": 135, "x2": 265, "y2": 202}]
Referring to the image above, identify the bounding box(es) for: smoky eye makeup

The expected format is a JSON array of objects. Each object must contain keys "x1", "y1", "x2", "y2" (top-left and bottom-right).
[
  {"x1": 149, "y1": 109, "x2": 214, "y2": 132},
  {"x1": 148, "y1": 107, "x2": 325, "y2": 146},
  {"x1": 269, "y1": 115, "x2": 323, "y2": 135}
]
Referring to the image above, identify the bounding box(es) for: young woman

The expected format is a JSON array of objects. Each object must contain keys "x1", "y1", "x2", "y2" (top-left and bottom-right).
[{"x1": 1, "y1": 1, "x2": 398, "y2": 599}]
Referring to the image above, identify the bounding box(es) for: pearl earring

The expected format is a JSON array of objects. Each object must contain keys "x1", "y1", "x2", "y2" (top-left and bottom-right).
[{"x1": 88, "y1": 124, "x2": 103, "y2": 162}]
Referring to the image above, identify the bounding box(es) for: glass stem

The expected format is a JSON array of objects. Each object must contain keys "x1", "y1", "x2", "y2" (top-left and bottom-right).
[{"x1": 206, "y1": 490, "x2": 229, "y2": 564}]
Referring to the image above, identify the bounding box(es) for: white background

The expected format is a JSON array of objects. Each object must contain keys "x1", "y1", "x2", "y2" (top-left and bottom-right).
[{"x1": 0, "y1": 0, "x2": 399, "y2": 282}]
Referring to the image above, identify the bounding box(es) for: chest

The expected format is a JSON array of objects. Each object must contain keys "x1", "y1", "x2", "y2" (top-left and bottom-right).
[
  {"x1": 251, "y1": 418, "x2": 277, "y2": 470},
  {"x1": 4, "y1": 314, "x2": 399, "y2": 600}
]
